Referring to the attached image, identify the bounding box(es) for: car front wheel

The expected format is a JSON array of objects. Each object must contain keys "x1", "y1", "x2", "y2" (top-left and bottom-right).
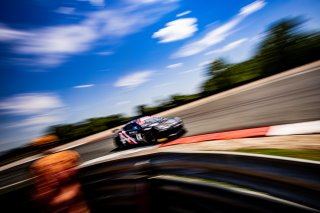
[
  {"x1": 114, "y1": 137, "x2": 124, "y2": 149},
  {"x1": 145, "y1": 132, "x2": 157, "y2": 144}
]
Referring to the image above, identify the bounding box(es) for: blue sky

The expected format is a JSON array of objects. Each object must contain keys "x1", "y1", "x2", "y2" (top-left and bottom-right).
[{"x1": 0, "y1": 0, "x2": 320, "y2": 152}]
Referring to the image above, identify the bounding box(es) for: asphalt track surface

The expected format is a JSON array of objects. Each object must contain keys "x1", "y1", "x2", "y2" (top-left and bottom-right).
[{"x1": 1, "y1": 65, "x2": 320, "y2": 188}]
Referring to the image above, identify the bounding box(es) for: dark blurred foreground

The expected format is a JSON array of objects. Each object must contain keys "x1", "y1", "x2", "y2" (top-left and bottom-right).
[{"x1": 1, "y1": 151, "x2": 320, "y2": 213}]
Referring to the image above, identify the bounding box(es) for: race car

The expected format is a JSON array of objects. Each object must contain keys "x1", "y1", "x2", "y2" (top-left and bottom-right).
[{"x1": 113, "y1": 116, "x2": 186, "y2": 148}]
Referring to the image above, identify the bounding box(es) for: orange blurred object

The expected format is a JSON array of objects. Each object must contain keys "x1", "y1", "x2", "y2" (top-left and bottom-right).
[
  {"x1": 32, "y1": 135, "x2": 59, "y2": 147},
  {"x1": 31, "y1": 151, "x2": 90, "y2": 213}
]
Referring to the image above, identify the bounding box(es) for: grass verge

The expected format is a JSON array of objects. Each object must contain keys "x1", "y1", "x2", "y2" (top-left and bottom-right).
[{"x1": 235, "y1": 149, "x2": 320, "y2": 161}]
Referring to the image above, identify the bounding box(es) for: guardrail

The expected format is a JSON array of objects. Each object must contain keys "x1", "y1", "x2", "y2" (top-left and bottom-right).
[
  {"x1": 1, "y1": 151, "x2": 320, "y2": 212},
  {"x1": 79, "y1": 152, "x2": 320, "y2": 213}
]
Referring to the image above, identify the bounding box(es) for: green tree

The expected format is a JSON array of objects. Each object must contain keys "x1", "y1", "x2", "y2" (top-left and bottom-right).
[
  {"x1": 136, "y1": 105, "x2": 147, "y2": 116},
  {"x1": 256, "y1": 17, "x2": 320, "y2": 76},
  {"x1": 202, "y1": 58, "x2": 234, "y2": 94},
  {"x1": 207, "y1": 58, "x2": 229, "y2": 77}
]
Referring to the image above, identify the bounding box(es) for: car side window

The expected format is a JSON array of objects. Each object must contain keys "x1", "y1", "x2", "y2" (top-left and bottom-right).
[
  {"x1": 124, "y1": 123, "x2": 140, "y2": 131},
  {"x1": 123, "y1": 124, "x2": 131, "y2": 131}
]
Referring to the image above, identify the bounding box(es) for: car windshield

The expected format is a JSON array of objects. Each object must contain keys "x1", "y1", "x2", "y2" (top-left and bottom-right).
[
  {"x1": 123, "y1": 123, "x2": 140, "y2": 131},
  {"x1": 140, "y1": 117, "x2": 163, "y2": 125}
]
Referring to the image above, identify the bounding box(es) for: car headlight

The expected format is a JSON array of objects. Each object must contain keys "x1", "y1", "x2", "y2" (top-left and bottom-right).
[{"x1": 155, "y1": 125, "x2": 169, "y2": 131}]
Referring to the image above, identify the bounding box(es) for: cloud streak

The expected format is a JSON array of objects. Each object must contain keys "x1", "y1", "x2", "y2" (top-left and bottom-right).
[
  {"x1": 115, "y1": 70, "x2": 154, "y2": 88},
  {"x1": 73, "y1": 84, "x2": 95, "y2": 88},
  {"x1": 0, "y1": 26, "x2": 32, "y2": 41},
  {"x1": 88, "y1": 0, "x2": 105, "y2": 7},
  {"x1": 198, "y1": 60, "x2": 211, "y2": 67},
  {"x1": 0, "y1": 93, "x2": 63, "y2": 115},
  {"x1": 0, "y1": 93, "x2": 65, "y2": 131},
  {"x1": 9, "y1": 115, "x2": 63, "y2": 128},
  {"x1": 96, "y1": 51, "x2": 114, "y2": 55},
  {"x1": 152, "y1": 18, "x2": 198, "y2": 43},
  {"x1": 0, "y1": 1, "x2": 177, "y2": 67},
  {"x1": 173, "y1": 0, "x2": 266, "y2": 58},
  {"x1": 205, "y1": 38, "x2": 248, "y2": 55},
  {"x1": 167, "y1": 62, "x2": 183, "y2": 69},
  {"x1": 55, "y1": 7, "x2": 75, "y2": 15},
  {"x1": 176, "y1": 10, "x2": 191, "y2": 17}
]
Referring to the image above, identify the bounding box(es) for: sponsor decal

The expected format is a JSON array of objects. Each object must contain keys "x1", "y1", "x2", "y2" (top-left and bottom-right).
[{"x1": 119, "y1": 131, "x2": 137, "y2": 145}]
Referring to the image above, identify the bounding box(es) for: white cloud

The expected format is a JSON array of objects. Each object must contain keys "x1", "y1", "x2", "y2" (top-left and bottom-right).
[
  {"x1": 173, "y1": 0, "x2": 265, "y2": 58},
  {"x1": 0, "y1": 93, "x2": 63, "y2": 115},
  {"x1": 37, "y1": 55, "x2": 66, "y2": 68},
  {"x1": 9, "y1": 115, "x2": 62, "y2": 128},
  {"x1": 16, "y1": 25, "x2": 97, "y2": 55},
  {"x1": 205, "y1": 38, "x2": 247, "y2": 55},
  {"x1": 176, "y1": 10, "x2": 191, "y2": 17},
  {"x1": 73, "y1": 84, "x2": 95, "y2": 88},
  {"x1": 2, "y1": 24, "x2": 97, "y2": 67},
  {"x1": 84, "y1": 3, "x2": 177, "y2": 37},
  {"x1": 115, "y1": 70, "x2": 154, "y2": 88},
  {"x1": 152, "y1": 18, "x2": 198, "y2": 43},
  {"x1": 89, "y1": 0, "x2": 105, "y2": 7},
  {"x1": 0, "y1": 2, "x2": 176, "y2": 67},
  {"x1": 239, "y1": 0, "x2": 266, "y2": 16},
  {"x1": 0, "y1": 26, "x2": 32, "y2": 41},
  {"x1": 167, "y1": 62, "x2": 183, "y2": 69},
  {"x1": 96, "y1": 51, "x2": 113, "y2": 55},
  {"x1": 55, "y1": 7, "x2": 75, "y2": 15}
]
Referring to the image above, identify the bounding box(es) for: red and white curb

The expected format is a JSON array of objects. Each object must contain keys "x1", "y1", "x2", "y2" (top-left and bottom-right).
[{"x1": 160, "y1": 120, "x2": 320, "y2": 147}]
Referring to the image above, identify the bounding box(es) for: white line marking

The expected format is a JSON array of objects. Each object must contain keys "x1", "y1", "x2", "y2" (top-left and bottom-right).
[
  {"x1": 0, "y1": 154, "x2": 43, "y2": 172},
  {"x1": 0, "y1": 178, "x2": 34, "y2": 191},
  {"x1": 80, "y1": 145, "x2": 158, "y2": 168},
  {"x1": 267, "y1": 120, "x2": 320, "y2": 136}
]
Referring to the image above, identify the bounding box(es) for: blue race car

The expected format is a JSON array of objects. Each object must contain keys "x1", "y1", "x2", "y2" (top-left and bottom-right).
[{"x1": 113, "y1": 116, "x2": 186, "y2": 148}]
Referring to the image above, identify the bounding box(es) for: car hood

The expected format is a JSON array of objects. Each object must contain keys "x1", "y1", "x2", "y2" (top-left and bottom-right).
[{"x1": 142, "y1": 118, "x2": 180, "y2": 128}]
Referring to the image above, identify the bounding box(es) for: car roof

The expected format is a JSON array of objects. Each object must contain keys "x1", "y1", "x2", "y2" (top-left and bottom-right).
[
  {"x1": 124, "y1": 116, "x2": 156, "y2": 127},
  {"x1": 136, "y1": 116, "x2": 153, "y2": 125}
]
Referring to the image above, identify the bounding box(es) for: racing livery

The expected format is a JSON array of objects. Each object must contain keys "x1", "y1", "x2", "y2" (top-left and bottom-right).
[{"x1": 113, "y1": 116, "x2": 185, "y2": 148}]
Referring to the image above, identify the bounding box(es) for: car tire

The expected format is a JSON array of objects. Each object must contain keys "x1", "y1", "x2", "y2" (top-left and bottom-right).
[
  {"x1": 145, "y1": 132, "x2": 157, "y2": 144},
  {"x1": 114, "y1": 137, "x2": 124, "y2": 149}
]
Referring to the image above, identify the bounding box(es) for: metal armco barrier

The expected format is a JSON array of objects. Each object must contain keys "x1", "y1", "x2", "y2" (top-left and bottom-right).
[
  {"x1": 79, "y1": 152, "x2": 320, "y2": 213},
  {"x1": 1, "y1": 151, "x2": 320, "y2": 212}
]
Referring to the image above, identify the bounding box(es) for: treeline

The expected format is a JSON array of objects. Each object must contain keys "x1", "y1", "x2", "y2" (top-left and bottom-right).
[
  {"x1": 47, "y1": 115, "x2": 134, "y2": 143},
  {"x1": 1, "y1": 18, "x2": 320, "y2": 162},
  {"x1": 136, "y1": 94, "x2": 201, "y2": 115}
]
